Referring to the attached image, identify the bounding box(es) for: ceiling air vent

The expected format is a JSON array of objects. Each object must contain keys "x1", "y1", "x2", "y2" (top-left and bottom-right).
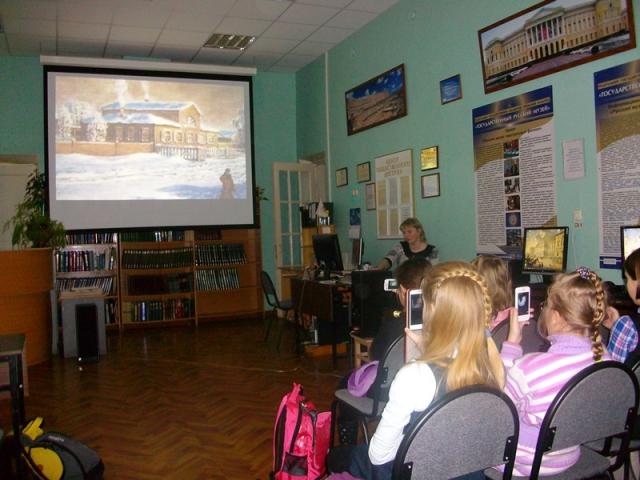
[{"x1": 204, "y1": 33, "x2": 255, "y2": 50}]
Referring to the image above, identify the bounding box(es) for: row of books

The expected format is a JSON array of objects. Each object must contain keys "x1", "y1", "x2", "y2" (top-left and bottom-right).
[
  {"x1": 121, "y1": 248, "x2": 193, "y2": 269},
  {"x1": 105, "y1": 299, "x2": 118, "y2": 325},
  {"x1": 65, "y1": 232, "x2": 118, "y2": 245},
  {"x1": 120, "y1": 230, "x2": 185, "y2": 242},
  {"x1": 124, "y1": 298, "x2": 194, "y2": 322},
  {"x1": 195, "y1": 244, "x2": 246, "y2": 265},
  {"x1": 127, "y1": 273, "x2": 193, "y2": 295},
  {"x1": 56, "y1": 276, "x2": 115, "y2": 295},
  {"x1": 196, "y1": 268, "x2": 240, "y2": 291},
  {"x1": 194, "y1": 229, "x2": 222, "y2": 241},
  {"x1": 56, "y1": 248, "x2": 117, "y2": 272}
]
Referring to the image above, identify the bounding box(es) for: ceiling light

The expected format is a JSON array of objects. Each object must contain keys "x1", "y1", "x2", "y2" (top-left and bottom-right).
[{"x1": 204, "y1": 33, "x2": 256, "y2": 50}]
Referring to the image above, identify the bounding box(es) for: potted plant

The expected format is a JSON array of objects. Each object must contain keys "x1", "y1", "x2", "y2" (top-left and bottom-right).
[{"x1": 4, "y1": 170, "x2": 66, "y2": 248}]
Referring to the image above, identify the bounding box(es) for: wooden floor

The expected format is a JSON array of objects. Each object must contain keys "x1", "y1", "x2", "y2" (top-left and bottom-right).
[{"x1": 1, "y1": 317, "x2": 349, "y2": 479}]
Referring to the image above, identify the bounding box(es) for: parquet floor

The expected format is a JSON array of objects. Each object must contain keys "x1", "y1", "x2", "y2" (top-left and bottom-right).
[{"x1": 1, "y1": 317, "x2": 349, "y2": 479}]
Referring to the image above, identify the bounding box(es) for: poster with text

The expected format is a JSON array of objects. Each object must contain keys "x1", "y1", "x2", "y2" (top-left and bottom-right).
[
  {"x1": 375, "y1": 149, "x2": 413, "y2": 239},
  {"x1": 472, "y1": 86, "x2": 557, "y2": 257},
  {"x1": 594, "y1": 59, "x2": 640, "y2": 269}
]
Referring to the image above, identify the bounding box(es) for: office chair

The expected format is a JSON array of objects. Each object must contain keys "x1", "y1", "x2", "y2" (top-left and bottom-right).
[
  {"x1": 392, "y1": 386, "x2": 519, "y2": 480},
  {"x1": 491, "y1": 317, "x2": 549, "y2": 354},
  {"x1": 330, "y1": 335, "x2": 404, "y2": 446},
  {"x1": 485, "y1": 361, "x2": 638, "y2": 480},
  {"x1": 260, "y1": 271, "x2": 299, "y2": 353},
  {"x1": 587, "y1": 356, "x2": 640, "y2": 480}
]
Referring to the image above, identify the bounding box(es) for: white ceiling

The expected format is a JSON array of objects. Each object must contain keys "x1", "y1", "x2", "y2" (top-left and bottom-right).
[{"x1": 0, "y1": 0, "x2": 400, "y2": 72}]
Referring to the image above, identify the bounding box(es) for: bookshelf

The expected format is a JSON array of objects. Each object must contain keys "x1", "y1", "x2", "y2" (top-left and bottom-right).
[
  {"x1": 56, "y1": 232, "x2": 119, "y2": 327},
  {"x1": 194, "y1": 228, "x2": 262, "y2": 321},
  {"x1": 119, "y1": 230, "x2": 196, "y2": 327},
  {"x1": 54, "y1": 228, "x2": 262, "y2": 330}
]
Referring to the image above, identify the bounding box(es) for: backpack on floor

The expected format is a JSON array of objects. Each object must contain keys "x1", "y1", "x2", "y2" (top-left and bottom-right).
[
  {"x1": 20, "y1": 417, "x2": 104, "y2": 480},
  {"x1": 270, "y1": 383, "x2": 332, "y2": 480}
]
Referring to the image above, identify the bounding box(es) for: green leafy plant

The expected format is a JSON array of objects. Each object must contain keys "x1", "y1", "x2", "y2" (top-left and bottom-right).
[{"x1": 3, "y1": 171, "x2": 66, "y2": 248}]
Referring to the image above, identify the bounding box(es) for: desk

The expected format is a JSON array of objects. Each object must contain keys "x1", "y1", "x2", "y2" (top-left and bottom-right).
[
  {"x1": 0, "y1": 334, "x2": 27, "y2": 478},
  {"x1": 290, "y1": 278, "x2": 351, "y2": 367}
]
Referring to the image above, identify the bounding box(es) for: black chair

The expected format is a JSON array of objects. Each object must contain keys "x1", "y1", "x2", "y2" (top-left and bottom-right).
[
  {"x1": 491, "y1": 317, "x2": 549, "y2": 354},
  {"x1": 392, "y1": 386, "x2": 519, "y2": 480},
  {"x1": 485, "y1": 360, "x2": 638, "y2": 480},
  {"x1": 587, "y1": 356, "x2": 640, "y2": 480},
  {"x1": 260, "y1": 271, "x2": 299, "y2": 353},
  {"x1": 330, "y1": 335, "x2": 404, "y2": 446}
]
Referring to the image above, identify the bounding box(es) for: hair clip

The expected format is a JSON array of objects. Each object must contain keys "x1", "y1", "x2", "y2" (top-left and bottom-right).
[{"x1": 577, "y1": 266, "x2": 592, "y2": 280}]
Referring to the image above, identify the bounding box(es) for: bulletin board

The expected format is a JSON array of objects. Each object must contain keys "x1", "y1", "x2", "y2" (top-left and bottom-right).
[{"x1": 374, "y1": 149, "x2": 414, "y2": 239}]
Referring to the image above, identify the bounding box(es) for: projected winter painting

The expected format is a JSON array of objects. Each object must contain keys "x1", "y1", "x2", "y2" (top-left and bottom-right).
[{"x1": 53, "y1": 74, "x2": 249, "y2": 200}]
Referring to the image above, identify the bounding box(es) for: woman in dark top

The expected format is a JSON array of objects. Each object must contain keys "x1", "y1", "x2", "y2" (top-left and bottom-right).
[{"x1": 377, "y1": 218, "x2": 437, "y2": 270}]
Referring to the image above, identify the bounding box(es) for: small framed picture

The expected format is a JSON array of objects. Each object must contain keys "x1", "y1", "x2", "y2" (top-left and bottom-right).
[
  {"x1": 336, "y1": 167, "x2": 348, "y2": 187},
  {"x1": 420, "y1": 146, "x2": 439, "y2": 171},
  {"x1": 421, "y1": 173, "x2": 440, "y2": 198},
  {"x1": 356, "y1": 161, "x2": 371, "y2": 183},
  {"x1": 365, "y1": 183, "x2": 376, "y2": 210},
  {"x1": 439, "y1": 74, "x2": 462, "y2": 104}
]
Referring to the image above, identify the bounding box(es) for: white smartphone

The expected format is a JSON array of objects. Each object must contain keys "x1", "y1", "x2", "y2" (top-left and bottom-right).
[
  {"x1": 407, "y1": 289, "x2": 424, "y2": 330},
  {"x1": 384, "y1": 278, "x2": 398, "y2": 291},
  {"x1": 515, "y1": 286, "x2": 531, "y2": 322}
]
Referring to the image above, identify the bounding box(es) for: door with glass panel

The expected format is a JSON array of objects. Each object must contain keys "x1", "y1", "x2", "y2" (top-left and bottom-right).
[{"x1": 272, "y1": 162, "x2": 315, "y2": 296}]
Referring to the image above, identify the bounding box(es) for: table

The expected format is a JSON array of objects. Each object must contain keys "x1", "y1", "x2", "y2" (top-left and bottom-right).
[{"x1": 290, "y1": 278, "x2": 351, "y2": 367}]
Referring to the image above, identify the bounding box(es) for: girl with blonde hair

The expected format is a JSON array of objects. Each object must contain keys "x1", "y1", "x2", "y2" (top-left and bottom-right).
[
  {"x1": 499, "y1": 267, "x2": 609, "y2": 477},
  {"x1": 329, "y1": 261, "x2": 504, "y2": 480},
  {"x1": 471, "y1": 255, "x2": 513, "y2": 330}
]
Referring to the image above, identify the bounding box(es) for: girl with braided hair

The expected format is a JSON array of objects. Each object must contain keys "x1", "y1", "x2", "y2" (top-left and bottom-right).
[
  {"x1": 328, "y1": 261, "x2": 504, "y2": 480},
  {"x1": 500, "y1": 266, "x2": 609, "y2": 477}
]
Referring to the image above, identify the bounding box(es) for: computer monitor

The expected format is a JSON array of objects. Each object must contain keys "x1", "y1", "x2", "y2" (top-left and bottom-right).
[
  {"x1": 312, "y1": 234, "x2": 344, "y2": 273},
  {"x1": 621, "y1": 226, "x2": 640, "y2": 262},
  {"x1": 522, "y1": 226, "x2": 569, "y2": 277}
]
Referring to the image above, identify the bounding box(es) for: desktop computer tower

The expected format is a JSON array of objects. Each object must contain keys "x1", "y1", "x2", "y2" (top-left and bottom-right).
[
  {"x1": 351, "y1": 270, "x2": 395, "y2": 337},
  {"x1": 61, "y1": 298, "x2": 107, "y2": 362}
]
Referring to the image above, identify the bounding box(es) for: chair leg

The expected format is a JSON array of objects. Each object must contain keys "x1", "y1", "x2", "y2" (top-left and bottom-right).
[
  {"x1": 360, "y1": 418, "x2": 370, "y2": 445},
  {"x1": 263, "y1": 308, "x2": 274, "y2": 343},
  {"x1": 330, "y1": 399, "x2": 339, "y2": 449}
]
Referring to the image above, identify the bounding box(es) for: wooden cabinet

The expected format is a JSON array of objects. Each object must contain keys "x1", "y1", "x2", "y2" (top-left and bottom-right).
[
  {"x1": 55, "y1": 233, "x2": 119, "y2": 327},
  {"x1": 195, "y1": 228, "x2": 262, "y2": 321}
]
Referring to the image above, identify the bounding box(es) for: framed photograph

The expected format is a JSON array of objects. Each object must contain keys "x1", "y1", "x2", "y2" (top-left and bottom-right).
[
  {"x1": 345, "y1": 64, "x2": 407, "y2": 136},
  {"x1": 421, "y1": 173, "x2": 440, "y2": 198},
  {"x1": 356, "y1": 161, "x2": 371, "y2": 183},
  {"x1": 440, "y1": 74, "x2": 462, "y2": 104},
  {"x1": 335, "y1": 167, "x2": 348, "y2": 187},
  {"x1": 478, "y1": 0, "x2": 636, "y2": 94},
  {"x1": 365, "y1": 183, "x2": 376, "y2": 210},
  {"x1": 420, "y1": 146, "x2": 439, "y2": 171}
]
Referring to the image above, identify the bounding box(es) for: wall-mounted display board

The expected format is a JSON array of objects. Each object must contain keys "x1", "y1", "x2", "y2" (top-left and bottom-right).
[
  {"x1": 374, "y1": 149, "x2": 414, "y2": 239},
  {"x1": 472, "y1": 86, "x2": 557, "y2": 257},
  {"x1": 594, "y1": 59, "x2": 640, "y2": 269}
]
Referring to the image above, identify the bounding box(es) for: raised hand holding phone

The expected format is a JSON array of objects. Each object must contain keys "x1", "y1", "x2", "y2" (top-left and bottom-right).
[
  {"x1": 515, "y1": 286, "x2": 531, "y2": 322},
  {"x1": 404, "y1": 289, "x2": 424, "y2": 362}
]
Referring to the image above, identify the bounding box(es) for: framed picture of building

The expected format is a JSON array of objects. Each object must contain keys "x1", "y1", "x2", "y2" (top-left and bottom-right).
[
  {"x1": 478, "y1": 0, "x2": 636, "y2": 94},
  {"x1": 345, "y1": 64, "x2": 408, "y2": 135}
]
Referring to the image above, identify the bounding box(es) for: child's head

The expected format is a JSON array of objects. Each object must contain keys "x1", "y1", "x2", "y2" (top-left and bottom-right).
[
  {"x1": 471, "y1": 255, "x2": 513, "y2": 317},
  {"x1": 394, "y1": 257, "x2": 432, "y2": 307},
  {"x1": 419, "y1": 261, "x2": 503, "y2": 391},
  {"x1": 539, "y1": 267, "x2": 606, "y2": 361},
  {"x1": 623, "y1": 248, "x2": 640, "y2": 304}
]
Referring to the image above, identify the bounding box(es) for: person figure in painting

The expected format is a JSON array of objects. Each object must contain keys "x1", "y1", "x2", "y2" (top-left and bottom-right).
[{"x1": 219, "y1": 168, "x2": 235, "y2": 199}]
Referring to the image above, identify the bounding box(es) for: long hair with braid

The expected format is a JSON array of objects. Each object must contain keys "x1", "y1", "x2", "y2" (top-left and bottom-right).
[
  {"x1": 419, "y1": 261, "x2": 505, "y2": 391},
  {"x1": 539, "y1": 269, "x2": 606, "y2": 361}
]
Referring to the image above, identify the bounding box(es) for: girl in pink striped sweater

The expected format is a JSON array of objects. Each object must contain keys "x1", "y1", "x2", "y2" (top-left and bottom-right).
[{"x1": 500, "y1": 267, "x2": 608, "y2": 476}]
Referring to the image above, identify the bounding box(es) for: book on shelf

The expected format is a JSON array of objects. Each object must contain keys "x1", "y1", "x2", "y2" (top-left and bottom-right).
[
  {"x1": 125, "y1": 298, "x2": 194, "y2": 322},
  {"x1": 122, "y1": 247, "x2": 192, "y2": 269},
  {"x1": 127, "y1": 273, "x2": 193, "y2": 295},
  {"x1": 65, "y1": 232, "x2": 118, "y2": 245},
  {"x1": 120, "y1": 230, "x2": 185, "y2": 242},
  {"x1": 56, "y1": 247, "x2": 117, "y2": 272},
  {"x1": 195, "y1": 244, "x2": 246, "y2": 266},
  {"x1": 56, "y1": 276, "x2": 114, "y2": 295},
  {"x1": 196, "y1": 268, "x2": 240, "y2": 291}
]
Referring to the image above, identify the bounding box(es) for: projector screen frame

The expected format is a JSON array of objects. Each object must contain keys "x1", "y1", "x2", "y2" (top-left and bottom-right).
[{"x1": 44, "y1": 64, "x2": 257, "y2": 232}]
